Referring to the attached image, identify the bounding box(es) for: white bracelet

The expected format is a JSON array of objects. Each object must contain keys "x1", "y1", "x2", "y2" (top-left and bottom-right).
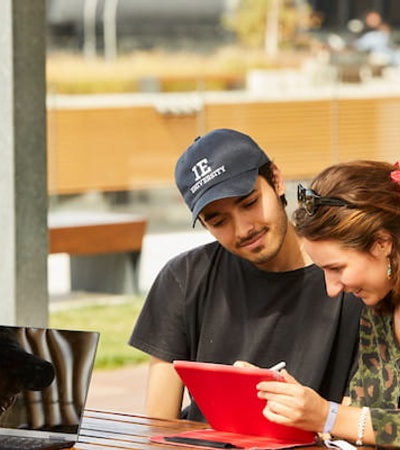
[
  {"x1": 356, "y1": 406, "x2": 369, "y2": 446},
  {"x1": 323, "y1": 401, "x2": 339, "y2": 434}
]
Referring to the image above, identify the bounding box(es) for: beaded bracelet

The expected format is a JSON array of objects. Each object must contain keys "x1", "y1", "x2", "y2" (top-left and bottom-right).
[
  {"x1": 323, "y1": 401, "x2": 339, "y2": 435},
  {"x1": 356, "y1": 406, "x2": 369, "y2": 446}
]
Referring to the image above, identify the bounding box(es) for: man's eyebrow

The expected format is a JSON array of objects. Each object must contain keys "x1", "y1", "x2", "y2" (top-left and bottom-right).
[
  {"x1": 202, "y1": 190, "x2": 256, "y2": 222},
  {"x1": 202, "y1": 212, "x2": 218, "y2": 223}
]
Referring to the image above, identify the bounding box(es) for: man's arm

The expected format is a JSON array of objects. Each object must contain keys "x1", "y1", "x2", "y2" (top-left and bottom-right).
[{"x1": 145, "y1": 356, "x2": 184, "y2": 419}]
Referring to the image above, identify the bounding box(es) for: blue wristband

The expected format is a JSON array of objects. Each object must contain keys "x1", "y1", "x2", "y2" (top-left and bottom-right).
[{"x1": 323, "y1": 401, "x2": 339, "y2": 434}]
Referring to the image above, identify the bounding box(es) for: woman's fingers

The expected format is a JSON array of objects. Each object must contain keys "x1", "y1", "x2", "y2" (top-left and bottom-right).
[
  {"x1": 233, "y1": 360, "x2": 256, "y2": 368},
  {"x1": 257, "y1": 380, "x2": 330, "y2": 431},
  {"x1": 280, "y1": 369, "x2": 300, "y2": 384}
]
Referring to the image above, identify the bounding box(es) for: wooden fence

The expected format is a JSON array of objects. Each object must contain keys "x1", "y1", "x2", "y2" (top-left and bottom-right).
[{"x1": 47, "y1": 89, "x2": 400, "y2": 195}]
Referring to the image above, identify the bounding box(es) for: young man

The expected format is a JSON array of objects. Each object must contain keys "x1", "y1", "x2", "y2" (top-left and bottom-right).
[{"x1": 129, "y1": 128, "x2": 363, "y2": 421}]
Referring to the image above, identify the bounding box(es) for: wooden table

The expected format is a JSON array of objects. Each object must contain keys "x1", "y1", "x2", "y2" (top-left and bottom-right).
[
  {"x1": 76, "y1": 409, "x2": 209, "y2": 449},
  {"x1": 75, "y1": 409, "x2": 326, "y2": 450}
]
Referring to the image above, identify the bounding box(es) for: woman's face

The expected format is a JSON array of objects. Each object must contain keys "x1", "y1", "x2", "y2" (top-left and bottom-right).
[{"x1": 303, "y1": 238, "x2": 393, "y2": 306}]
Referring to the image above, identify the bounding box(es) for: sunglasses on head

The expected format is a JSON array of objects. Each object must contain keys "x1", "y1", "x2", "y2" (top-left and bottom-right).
[{"x1": 297, "y1": 184, "x2": 355, "y2": 216}]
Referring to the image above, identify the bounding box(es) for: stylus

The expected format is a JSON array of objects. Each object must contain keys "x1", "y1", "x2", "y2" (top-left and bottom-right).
[{"x1": 269, "y1": 361, "x2": 286, "y2": 371}]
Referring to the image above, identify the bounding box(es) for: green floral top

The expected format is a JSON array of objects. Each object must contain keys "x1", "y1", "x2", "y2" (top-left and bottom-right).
[{"x1": 350, "y1": 306, "x2": 400, "y2": 447}]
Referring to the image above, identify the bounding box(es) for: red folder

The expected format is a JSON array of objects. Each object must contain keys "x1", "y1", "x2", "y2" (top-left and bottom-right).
[
  {"x1": 151, "y1": 361, "x2": 317, "y2": 449},
  {"x1": 152, "y1": 428, "x2": 317, "y2": 449}
]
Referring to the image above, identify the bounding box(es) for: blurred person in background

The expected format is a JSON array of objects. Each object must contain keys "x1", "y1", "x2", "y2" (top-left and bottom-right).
[{"x1": 353, "y1": 10, "x2": 400, "y2": 67}]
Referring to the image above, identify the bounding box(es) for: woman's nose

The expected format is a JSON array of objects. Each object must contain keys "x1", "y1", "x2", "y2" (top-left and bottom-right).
[{"x1": 325, "y1": 274, "x2": 344, "y2": 298}]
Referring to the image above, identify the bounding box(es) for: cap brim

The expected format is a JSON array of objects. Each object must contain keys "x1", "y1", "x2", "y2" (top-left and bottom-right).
[{"x1": 191, "y1": 168, "x2": 258, "y2": 227}]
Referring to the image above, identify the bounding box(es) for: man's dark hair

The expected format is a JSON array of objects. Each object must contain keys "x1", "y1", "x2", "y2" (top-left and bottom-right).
[{"x1": 258, "y1": 162, "x2": 287, "y2": 207}]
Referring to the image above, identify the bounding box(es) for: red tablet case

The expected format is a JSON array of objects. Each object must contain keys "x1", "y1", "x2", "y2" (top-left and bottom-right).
[{"x1": 151, "y1": 361, "x2": 317, "y2": 449}]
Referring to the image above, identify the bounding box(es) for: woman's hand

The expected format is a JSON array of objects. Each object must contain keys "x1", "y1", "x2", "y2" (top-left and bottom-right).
[
  {"x1": 256, "y1": 370, "x2": 329, "y2": 432},
  {"x1": 233, "y1": 360, "x2": 257, "y2": 368}
]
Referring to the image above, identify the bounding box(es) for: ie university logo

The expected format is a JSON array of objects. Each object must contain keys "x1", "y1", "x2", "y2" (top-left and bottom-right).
[{"x1": 190, "y1": 158, "x2": 226, "y2": 194}]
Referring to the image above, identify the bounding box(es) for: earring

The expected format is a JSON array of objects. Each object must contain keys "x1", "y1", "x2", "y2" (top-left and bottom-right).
[{"x1": 387, "y1": 257, "x2": 392, "y2": 280}]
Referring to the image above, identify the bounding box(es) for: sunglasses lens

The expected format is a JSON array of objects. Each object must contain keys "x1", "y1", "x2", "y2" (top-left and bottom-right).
[
  {"x1": 297, "y1": 185, "x2": 305, "y2": 202},
  {"x1": 304, "y1": 197, "x2": 315, "y2": 215},
  {"x1": 298, "y1": 185, "x2": 315, "y2": 215}
]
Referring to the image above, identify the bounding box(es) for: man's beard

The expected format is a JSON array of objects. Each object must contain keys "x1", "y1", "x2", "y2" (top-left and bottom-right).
[{"x1": 251, "y1": 212, "x2": 288, "y2": 267}]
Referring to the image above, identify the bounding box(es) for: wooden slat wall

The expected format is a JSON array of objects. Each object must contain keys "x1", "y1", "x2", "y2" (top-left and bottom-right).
[
  {"x1": 47, "y1": 107, "x2": 198, "y2": 194},
  {"x1": 204, "y1": 100, "x2": 334, "y2": 178},
  {"x1": 47, "y1": 95, "x2": 400, "y2": 195}
]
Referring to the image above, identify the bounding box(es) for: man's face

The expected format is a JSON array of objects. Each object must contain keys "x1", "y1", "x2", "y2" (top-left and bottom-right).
[{"x1": 199, "y1": 176, "x2": 288, "y2": 270}]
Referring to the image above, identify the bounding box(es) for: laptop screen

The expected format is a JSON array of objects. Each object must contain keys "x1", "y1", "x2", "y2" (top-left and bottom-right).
[{"x1": 0, "y1": 325, "x2": 99, "y2": 441}]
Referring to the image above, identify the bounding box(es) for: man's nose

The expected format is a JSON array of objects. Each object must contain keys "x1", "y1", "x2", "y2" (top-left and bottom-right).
[{"x1": 234, "y1": 214, "x2": 254, "y2": 239}]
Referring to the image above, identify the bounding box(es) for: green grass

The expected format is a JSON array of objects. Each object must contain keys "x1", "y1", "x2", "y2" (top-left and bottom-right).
[{"x1": 49, "y1": 297, "x2": 149, "y2": 370}]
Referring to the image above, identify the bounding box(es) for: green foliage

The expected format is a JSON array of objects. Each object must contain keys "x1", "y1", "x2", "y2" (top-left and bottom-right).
[
  {"x1": 49, "y1": 78, "x2": 139, "y2": 95},
  {"x1": 46, "y1": 51, "x2": 246, "y2": 95},
  {"x1": 222, "y1": 0, "x2": 315, "y2": 51},
  {"x1": 49, "y1": 297, "x2": 149, "y2": 370},
  {"x1": 223, "y1": 0, "x2": 269, "y2": 48}
]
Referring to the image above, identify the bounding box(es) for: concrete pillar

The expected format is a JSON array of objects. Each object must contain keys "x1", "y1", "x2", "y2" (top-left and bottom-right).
[{"x1": 0, "y1": 0, "x2": 48, "y2": 326}]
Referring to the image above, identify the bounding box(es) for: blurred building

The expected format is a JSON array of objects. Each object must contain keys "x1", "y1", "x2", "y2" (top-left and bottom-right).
[
  {"x1": 46, "y1": 0, "x2": 235, "y2": 52},
  {"x1": 46, "y1": 0, "x2": 400, "y2": 54}
]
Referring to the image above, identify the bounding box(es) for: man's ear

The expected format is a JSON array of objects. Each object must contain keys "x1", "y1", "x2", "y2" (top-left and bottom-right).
[{"x1": 271, "y1": 163, "x2": 285, "y2": 197}]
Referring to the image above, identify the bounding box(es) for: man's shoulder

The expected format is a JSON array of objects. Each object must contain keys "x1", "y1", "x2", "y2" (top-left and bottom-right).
[
  {"x1": 158, "y1": 239, "x2": 244, "y2": 285},
  {"x1": 167, "y1": 239, "x2": 226, "y2": 266}
]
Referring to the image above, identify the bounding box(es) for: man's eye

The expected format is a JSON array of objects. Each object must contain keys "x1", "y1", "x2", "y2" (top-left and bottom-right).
[
  {"x1": 211, "y1": 220, "x2": 225, "y2": 228},
  {"x1": 244, "y1": 198, "x2": 258, "y2": 208},
  {"x1": 209, "y1": 218, "x2": 226, "y2": 228}
]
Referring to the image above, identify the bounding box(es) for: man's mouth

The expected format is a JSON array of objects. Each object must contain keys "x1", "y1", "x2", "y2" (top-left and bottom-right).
[{"x1": 237, "y1": 229, "x2": 267, "y2": 249}]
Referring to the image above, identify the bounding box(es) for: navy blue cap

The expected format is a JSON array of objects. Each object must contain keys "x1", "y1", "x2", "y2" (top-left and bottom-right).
[{"x1": 175, "y1": 129, "x2": 270, "y2": 226}]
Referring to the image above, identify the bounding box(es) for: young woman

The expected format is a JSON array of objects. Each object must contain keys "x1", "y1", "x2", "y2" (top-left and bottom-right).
[{"x1": 257, "y1": 160, "x2": 400, "y2": 447}]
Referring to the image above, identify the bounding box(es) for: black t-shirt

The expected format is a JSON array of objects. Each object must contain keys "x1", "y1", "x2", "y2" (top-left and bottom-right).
[{"x1": 129, "y1": 241, "x2": 363, "y2": 421}]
